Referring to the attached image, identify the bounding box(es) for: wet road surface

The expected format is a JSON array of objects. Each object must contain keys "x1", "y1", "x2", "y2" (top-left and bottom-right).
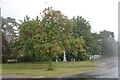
[{"x1": 72, "y1": 57, "x2": 118, "y2": 78}]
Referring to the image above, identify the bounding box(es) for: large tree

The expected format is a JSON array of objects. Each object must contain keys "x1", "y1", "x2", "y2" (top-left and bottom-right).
[
  {"x1": 34, "y1": 7, "x2": 73, "y2": 54},
  {"x1": 13, "y1": 8, "x2": 86, "y2": 69},
  {"x1": 13, "y1": 8, "x2": 67, "y2": 63}
]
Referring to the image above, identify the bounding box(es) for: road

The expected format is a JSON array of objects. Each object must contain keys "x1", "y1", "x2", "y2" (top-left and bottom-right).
[{"x1": 72, "y1": 57, "x2": 118, "y2": 78}]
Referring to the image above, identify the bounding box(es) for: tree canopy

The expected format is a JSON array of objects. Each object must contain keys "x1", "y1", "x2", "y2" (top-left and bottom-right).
[
  {"x1": 12, "y1": 7, "x2": 86, "y2": 63},
  {"x1": 7, "y1": 7, "x2": 117, "y2": 64}
]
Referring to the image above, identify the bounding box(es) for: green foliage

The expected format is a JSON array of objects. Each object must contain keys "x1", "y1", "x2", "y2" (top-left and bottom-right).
[
  {"x1": 72, "y1": 16, "x2": 91, "y2": 38},
  {"x1": 69, "y1": 36, "x2": 86, "y2": 55},
  {"x1": 1, "y1": 17, "x2": 18, "y2": 63},
  {"x1": 11, "y1": 7, "x2": 117, "y2": 63},
  {"x1": 11, "y1": 16, "x2": 41, "y2": 63},
  {"x1": 88, "y1": 33, "x2": 102, "y2": 55},
  {"x1": 72, "y1": 16, "x2": 101, "y2": 56},
  {"x1": 98, "y1": 30, "x2": 117, "y2": 57},
  {"x1": 99, "y1": 30, "x2": 114, "y2": 39},
  {"x1": 33, "y1": 7, "x2": 74, "y2": 54},
  {"x1": 11, "y1": 7, "x2": 86, "y2": 66}
]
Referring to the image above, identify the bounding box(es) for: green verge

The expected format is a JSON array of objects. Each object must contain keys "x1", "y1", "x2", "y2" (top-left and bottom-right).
[{"x1": 2, "y1": 61, "x2": 100, "y2": 76}]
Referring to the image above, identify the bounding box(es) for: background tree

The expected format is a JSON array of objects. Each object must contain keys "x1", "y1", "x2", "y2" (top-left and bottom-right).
[
  {"x1": 1, "y1": 17, "x2": 18, "y2": 63},
  {"x1": 72, "y1": 16, "x2": 101, "y2": 59},
  {"x1": 12, "y1": 15, "x2": 41, "y2": 63},
  {"x1": 89, "y1": 33, "x2": 102, "y2": 55},
  {"x1": 98, "y1": 30, "x2": 117, "y2": 57}
]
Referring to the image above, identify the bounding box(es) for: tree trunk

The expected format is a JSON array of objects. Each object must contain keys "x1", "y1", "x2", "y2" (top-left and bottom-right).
[
  {"x1": 47, "y1": 48, "x2": 53, "y2": 70},
  {"x1": 32, "y1": 48, "x2": 35, "y2": 64}
]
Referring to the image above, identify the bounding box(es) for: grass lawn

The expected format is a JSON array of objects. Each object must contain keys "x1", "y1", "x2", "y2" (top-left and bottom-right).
[{"x1": 2, "y1": 61, "x2": 100, "y2": 76}]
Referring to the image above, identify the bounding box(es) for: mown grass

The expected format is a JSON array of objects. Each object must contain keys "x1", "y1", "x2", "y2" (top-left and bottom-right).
[{"x1": 2, "y1": 61, "x2": 100, "y2": 76}]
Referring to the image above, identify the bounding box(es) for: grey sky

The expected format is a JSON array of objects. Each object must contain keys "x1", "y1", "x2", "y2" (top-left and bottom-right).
[{"x1": 0, "y1": 0, "x2": 119, "y2": 40}]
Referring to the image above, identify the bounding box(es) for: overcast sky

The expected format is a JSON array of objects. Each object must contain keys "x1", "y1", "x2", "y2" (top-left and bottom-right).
[{"x1": 0, "y1": 0, "x2": 119, "y2": 40}]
